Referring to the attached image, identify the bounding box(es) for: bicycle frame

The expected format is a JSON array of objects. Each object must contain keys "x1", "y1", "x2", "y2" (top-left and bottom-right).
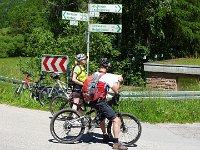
[
  {"x1": 15, "y1": 74, "x2": 32, "y2": 94},
  {"x1": 48, "y1": 79, "x2": 71, "y2": 99}
]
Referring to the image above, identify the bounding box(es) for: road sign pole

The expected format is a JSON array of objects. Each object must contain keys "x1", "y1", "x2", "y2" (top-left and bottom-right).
[{"x1": 86, "y1": 0, "x2": 91, "y2": 75}]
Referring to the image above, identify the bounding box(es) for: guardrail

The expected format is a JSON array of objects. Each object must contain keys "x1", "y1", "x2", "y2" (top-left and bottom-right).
[
  {"x1": 0, "y1": 75, "x2": 21, "y2": 84},
  {"x1": 120, "y1": 91, "x2": 200, "y2": 100},
  {"x1": 121, "y1": 91, "x2": 200, "y2": 96}
]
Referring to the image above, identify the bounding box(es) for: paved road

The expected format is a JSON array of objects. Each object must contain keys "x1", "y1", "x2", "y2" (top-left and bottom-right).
[{"x1": 0, "y1": 104, "x2": 200, "y2": 150}]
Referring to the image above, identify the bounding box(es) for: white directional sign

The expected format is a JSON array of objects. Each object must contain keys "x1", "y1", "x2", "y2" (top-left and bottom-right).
[
  {"x1": 62, "y1": 11, "x2": 88, "y2": 21},
  {"x1": 88, "y1": 4, "x2": 122, "y2": 13},
  {"x1": 90, "y1": 24, "x2": 122, "y2": 33},
  {"x1": 70, "y1": 20, "x2": 78, "y2": 26}
]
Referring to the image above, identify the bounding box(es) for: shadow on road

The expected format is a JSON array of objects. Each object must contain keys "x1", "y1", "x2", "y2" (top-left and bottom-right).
[
  {"x1": 48, "y1": 132, "x2": 104, "y2": 144},
  {"x1": 48, "y1": 132, "x2": 137, "y2": 148}
]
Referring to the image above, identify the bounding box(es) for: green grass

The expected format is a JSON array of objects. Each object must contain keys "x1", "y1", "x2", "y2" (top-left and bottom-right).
[
  {"x1": 0, "y1": 57, "x2": 21, "y2": 79},
  {"x1": 120, "y1": 99, "x2": 200, "y2": 123},
  {"x1": 155, "y1": 58, "x2": 200, "y2": 66},
  {"x1": 0, "y1": 57, "x2": 32, "y2": 79}
]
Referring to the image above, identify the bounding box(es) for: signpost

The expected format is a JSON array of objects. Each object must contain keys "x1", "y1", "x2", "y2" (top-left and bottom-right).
[
  {"x1": 88, "y1": 4, "x2": 122, "y2": 13},
  {"x1": 70, "y1": 20, "x2": 78, "y2": 26},
  {"x1": 62, "y1": 3, "x2": 122, "y2": 75},
  {"x1": 62, "y1": 11, "x2": 99, "y2": 22},
  {"x1": 90, "y1": 24, "x2": 122, "y2": 33},
  {"x1": 62, "y1": 11, "x2": 88, "y2": 21}
]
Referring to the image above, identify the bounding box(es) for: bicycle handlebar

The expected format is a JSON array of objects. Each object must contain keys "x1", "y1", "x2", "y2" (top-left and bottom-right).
[
  {"x1": 50, "y1": 72, "x2": 61, "y2": 80},
  {"x1": 111, "y1": 93, "x2": 120, "y2": 105}
]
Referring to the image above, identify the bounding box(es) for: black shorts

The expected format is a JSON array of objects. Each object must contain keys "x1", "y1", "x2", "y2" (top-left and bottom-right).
[
  {"x1": 92, "y1": 100, "x2": 117, "y2": 121},
  {"x1": 72, "y1": 92, "x2": 83, "y2": 98},
  {"x1": 72, "y1": 84, "x2": 83, "y2": 98}
]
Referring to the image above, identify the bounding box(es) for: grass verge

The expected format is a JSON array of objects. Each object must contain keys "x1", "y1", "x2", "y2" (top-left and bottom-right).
[
  {"x1": 1, "y1": 82, "x2": 200, "y2": 123},
  {"x1": 120, "y1": 98, "x2": 200, "y2": 123}
]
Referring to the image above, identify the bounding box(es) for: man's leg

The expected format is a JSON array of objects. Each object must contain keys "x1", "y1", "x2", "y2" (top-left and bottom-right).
[
  {"x1": 100, "y1": 119, "x2": 113, "y2": 143},
  {"x1": 112, "y1": 117, "x2": 121, "y2": 139},
  {"x1": 112, "y1": 117, "x2": 128, "y2": 150},
  {"x1": 100, "y1": 119, "x2": 106, "y2": 134},
  {"x1": 72, "y1": 97, "x2": 79, "y2": 110}
]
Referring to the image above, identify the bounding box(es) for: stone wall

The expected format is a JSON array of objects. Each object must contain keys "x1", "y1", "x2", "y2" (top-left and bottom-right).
[
  {"x1": 146, "y1": 72, "x2": 177, "y2": 90},
  {"x1": 144, "y1": 62, "x2": 200, "y2": 91}
]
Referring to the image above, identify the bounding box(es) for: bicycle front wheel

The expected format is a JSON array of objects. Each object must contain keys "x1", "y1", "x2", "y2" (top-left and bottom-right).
[
  {"x1": 14, "y1": 83, "x2": 24, "y2": 96},
  {"x1": 50, "y1": 96, "x2": 72, "y2": 115},
  {"x1": 107, "y1": 113, "x2": 142, "y2": 146},
  {"x1": 50, "y1": 109, "x2": 85, "y2": 144}
]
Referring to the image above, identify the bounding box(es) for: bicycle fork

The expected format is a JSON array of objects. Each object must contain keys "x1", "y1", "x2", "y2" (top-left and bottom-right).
[{"x1": 118, "y1": 114, "x2": 128, "y2": 133}]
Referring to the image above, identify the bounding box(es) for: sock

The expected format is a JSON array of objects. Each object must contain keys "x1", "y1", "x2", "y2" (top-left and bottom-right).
[{"x1": 113, "y1": 138, "x2": 118, "y2": 143}]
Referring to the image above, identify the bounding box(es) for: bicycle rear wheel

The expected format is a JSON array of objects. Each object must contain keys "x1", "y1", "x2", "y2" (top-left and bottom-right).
[
  {"x1": 50, "y1": 96, "x2": 72, "y2": 115},
  {"x1": 107, "y1": 113, "x2": 142, "y2": 146},
  {"x1": 39, "y1": 86, "x2": 58, "y2": 106},
  {"x1": 50, "y1": 109, "x2": 85, "y2": 144}
]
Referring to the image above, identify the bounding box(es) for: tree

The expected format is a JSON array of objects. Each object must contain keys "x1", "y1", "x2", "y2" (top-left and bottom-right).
[
  {"x1": 162, "y1": 0, "x2": 200, "y2": 57},
  {"x1": 0, "y1": 28, "x2": 24, "y2": 57}
]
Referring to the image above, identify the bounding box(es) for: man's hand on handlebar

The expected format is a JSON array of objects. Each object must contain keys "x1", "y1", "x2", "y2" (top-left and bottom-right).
[{"x1": 111, "y1": 93, "x2": 120, "y2": 105}]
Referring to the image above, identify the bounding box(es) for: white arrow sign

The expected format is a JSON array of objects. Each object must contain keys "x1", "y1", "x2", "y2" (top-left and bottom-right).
[
  {"x1": 62, "y1": 11, "x2": 88, "y2": 21},
  {"x1": 88, "y1": 4, "x2": 122, "y2": 13},
  {"x1": 90, "y1": 24, "x2": 122, "y2": 33},
  {"x1": 70, "y1": 20, "x2": 78, "y2": 26}
]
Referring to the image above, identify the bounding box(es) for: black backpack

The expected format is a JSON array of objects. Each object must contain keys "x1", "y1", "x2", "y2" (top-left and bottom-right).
[{"x1": 67, "y1": 65, "x2": 82, "y2": 86}]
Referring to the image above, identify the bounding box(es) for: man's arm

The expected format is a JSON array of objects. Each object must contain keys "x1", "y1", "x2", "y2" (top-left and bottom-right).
[{"x1": 111, "y1": 75, "x2": 123, "y2": 94}]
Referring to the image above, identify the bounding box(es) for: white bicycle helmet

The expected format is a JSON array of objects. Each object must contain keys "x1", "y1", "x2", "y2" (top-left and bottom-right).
[{"x1": 75, "y1": 53, "x2": 87, "y2": 61}]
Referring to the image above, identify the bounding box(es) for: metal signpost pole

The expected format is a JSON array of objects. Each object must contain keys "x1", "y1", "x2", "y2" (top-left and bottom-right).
[{"x1": 86, "y1": 0, "x2": 91, "y2": 75}]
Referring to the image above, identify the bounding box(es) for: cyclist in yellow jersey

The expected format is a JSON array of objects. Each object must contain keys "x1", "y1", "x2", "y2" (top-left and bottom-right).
[{"x1": 71, "y1": 54, "x2": 87, "y2": 111}]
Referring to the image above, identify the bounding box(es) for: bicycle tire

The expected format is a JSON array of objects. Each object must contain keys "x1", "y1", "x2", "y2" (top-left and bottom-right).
[
  {"x1": 30, "y1": 83, "x2": 45, "y2": 100},
  {"x1": 50, "y1": 96, "x2": 72, "y2": 115},
  {"x1": 14, "y1": 83, "x2": 24, "y2": 96},
  {"x1": 39, "y1": 86, "x2": 58, "y2": 106},
  {"x1": 107, "y1": 113, "x2": 142, "y2": 146},
  {"x1": 50, "y1": 109, "x2": 85, "y2": 144}
]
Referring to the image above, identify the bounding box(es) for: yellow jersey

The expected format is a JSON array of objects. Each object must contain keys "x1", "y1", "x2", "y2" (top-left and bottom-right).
[{"x1": 73, "y1": 65, "x2": 87, "y2": 82}]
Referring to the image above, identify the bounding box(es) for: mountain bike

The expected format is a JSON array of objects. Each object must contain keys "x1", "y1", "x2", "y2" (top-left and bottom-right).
[
  {"x1": 39, "y1": 73, "x2": 71, "y2": 106},
  {"x1": 30, "y1": 73, "x2": 47, "y2": 101},
  {"x1": 14, "y1": 70, "x2": 47, "y2": 100},
  {"x1": 50, "y1": 95, "x2": 142, "y2": 146}
]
